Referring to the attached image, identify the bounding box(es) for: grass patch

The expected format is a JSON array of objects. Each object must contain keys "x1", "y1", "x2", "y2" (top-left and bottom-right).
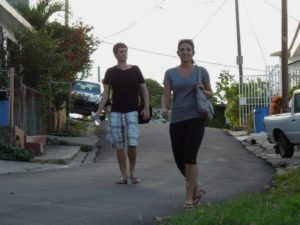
[
  {"x1": 0, "y1": 144, "x2": 34, "y2": 162},
  {"x1": 159, "y1": 167, "x2": 300, "y2": 225}
]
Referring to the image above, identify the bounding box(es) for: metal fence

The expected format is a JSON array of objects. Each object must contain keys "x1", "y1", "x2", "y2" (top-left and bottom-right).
[
  {"x1": 239, "y1": 65, "x2": 300, "y2": 128},
  {"x1": 13, "y1": 74, "x2": 45, "y2": 135},
  {"x1": 0, "y1": 69, "x2": 45, "y2": 145},
  {"x1": 0, "y1": 70, "x2": 11, "y2": 144}
]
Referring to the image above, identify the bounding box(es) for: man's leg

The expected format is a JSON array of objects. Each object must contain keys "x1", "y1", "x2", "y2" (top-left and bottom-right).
[
  {"x1": 116, "y1": 149, "x2": 127, "y2": 180},
  {"x1": 127, "y1": 146, "x2": 137, "y2": 177},
  {"x1": 125, "y1": 112, "x2": 140, "y2": 183}
]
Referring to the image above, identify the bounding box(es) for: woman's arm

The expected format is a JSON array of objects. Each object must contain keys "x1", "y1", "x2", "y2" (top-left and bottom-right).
[{"x1": 161, "y1": 84, "x2": 172, "y2": 120}]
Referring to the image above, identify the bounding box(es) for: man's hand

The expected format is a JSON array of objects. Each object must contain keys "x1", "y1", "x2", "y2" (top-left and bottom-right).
[{"x1": 140, "y1": 107, "x2": 150, "y2": 120}]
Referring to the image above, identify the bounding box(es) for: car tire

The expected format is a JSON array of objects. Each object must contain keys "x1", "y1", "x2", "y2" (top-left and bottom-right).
[{"x1": 276, "y1": 132, "x2": 294, "y2": 158}]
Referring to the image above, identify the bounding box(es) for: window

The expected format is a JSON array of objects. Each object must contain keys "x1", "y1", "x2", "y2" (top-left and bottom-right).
[{"x1": 295, "y1": 94, "x2": 300, "y2": 113}]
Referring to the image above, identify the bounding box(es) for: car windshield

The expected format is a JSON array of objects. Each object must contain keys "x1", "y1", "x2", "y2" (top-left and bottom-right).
[{"x1": 73, "y1": 81, "x2": 100, "y2": 95}]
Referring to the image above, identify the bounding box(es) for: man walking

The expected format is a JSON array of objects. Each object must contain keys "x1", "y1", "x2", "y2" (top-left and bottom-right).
[{"x1": 96, "y1": 42, "x2": 150, "y2": 184}]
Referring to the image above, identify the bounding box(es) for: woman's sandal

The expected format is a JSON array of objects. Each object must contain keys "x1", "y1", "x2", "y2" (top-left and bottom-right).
[
  {"x1": 193, "y1": 189, "x2": 206, "y2": 205},
  {"x1": 115, "y1": 177, "x2": 128, "y2": 184},
  {"x1": 182, "y1": 202, "x2": 195, "y2": 209},
  {"x1": 130, "y1": 176, "x2": 141, "y2": 184}
]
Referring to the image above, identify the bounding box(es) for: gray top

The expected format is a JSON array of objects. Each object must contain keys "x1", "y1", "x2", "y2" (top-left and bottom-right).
[{"x1": 163, "y1": 66, "x2": 210, "y2": 124}]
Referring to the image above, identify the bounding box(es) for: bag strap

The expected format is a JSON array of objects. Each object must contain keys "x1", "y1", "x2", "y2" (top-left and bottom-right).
[{"x1": 198, "y1": 66, "x2": 202, "y2": 83}]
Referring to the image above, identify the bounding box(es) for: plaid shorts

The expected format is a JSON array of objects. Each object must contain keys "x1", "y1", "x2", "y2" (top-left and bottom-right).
[{"x1": 106, "y1": 111, "x2": 139, "y2": 150}]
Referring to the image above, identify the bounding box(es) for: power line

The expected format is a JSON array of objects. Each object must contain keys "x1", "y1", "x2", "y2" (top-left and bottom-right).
[
  {"x1": 99, "y1": 0, "x2": 167, "y2": 40},
  {"x1": 242, "y1": 0, "x2": 267, "y2": 65},
  {"x1": 101, "y1": 41, "x2": 265, "y2": 72},
  {"x1": 151, "y1": 0, "x2": 228, "y2": 74},
  {"x1": 262, "y1": 0, "x2": 299, "y2": 22},
  {"x1": 193, "y1": 0, "x2": 228, "y2": 39}
]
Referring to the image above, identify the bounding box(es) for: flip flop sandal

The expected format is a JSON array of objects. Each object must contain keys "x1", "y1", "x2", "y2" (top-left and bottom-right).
[
  {"x1": 130, "y1": 176, "x2": 141, "y2": 184},
  {"x1": 193, "y1": 189, "x2": 206, "y2": 205},
  {"x1": 182, "y1": 202, "x2": 195, "y2": 209},
  {"x1": 115, "y1": 177, "x2": 128, "y2": 184}
]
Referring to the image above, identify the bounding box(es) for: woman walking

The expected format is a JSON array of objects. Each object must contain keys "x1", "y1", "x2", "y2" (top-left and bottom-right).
[{"x1": 161, "y1": 39, "x2": 213, "y2": 208}]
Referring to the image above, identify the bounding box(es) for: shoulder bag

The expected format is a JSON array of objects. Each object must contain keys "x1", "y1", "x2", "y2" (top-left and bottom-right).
[{"x1": 196, "y1": 66, "x2": 214, "y2": 121}]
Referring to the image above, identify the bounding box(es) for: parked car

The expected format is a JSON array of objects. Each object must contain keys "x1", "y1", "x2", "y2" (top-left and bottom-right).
[
  {"x1": 264, "y1": 89, "x2": 300, "y2": 158},
  {"x1": 70, "y1": 80, "x2": 109, "y2": 119}
]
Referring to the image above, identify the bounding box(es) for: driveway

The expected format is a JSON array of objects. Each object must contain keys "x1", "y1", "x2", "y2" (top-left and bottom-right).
[{"x1": 0, "y1": 123, "x2": 275, "y2": 225}]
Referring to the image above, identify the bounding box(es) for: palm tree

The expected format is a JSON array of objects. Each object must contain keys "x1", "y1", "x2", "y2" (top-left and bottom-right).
[{"x1": 16, "y1": 0, "x2": 64, "y2": 31}]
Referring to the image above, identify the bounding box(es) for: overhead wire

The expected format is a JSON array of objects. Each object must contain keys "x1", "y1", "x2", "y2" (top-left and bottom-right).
[
  {"x1": 99, "y1": 0, "x2": 168, "y2": 40},
  {"x1": 101, "y1": 41, "x2": 265, "y2": 72},
  {"x1": 193, "y1": 0, "x2": 228, "y2": 39},
  {"x1": 153, "y1": 0, "x2": 228, "y2": 74},
  {"x1": 262, "y1": 0, "x2": 299, "y2": 22},
  {"x1": 242, "y1": 0, "x2": 267, "y2": 65}
]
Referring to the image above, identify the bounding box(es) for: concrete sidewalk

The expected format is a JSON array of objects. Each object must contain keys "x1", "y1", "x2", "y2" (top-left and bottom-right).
[
  {"x1": 229, "y1": 130, "x2": 300, "y2": 173},
  {"x1": 0, "y1": 135, "x2": 100, "y2": 174},
  {"x1": 0, "y1": 125, "x2": 284, "y2": 225},
  {"x1": 1, "y1": 129, "x2": 299, "y2": 175}
]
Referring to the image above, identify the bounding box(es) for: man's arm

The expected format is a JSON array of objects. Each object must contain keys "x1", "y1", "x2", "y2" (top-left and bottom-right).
[
  {"x1": 96, "y1": 84, "x2": 109, "y2": 116},
  {"x1": 139, "y1": 83, "x2": 150, "y2": 119}
]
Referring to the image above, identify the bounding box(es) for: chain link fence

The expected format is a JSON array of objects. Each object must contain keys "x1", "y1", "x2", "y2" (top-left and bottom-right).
[
  {"x1": 13, "y1": 74, "x2": 45, "y2": 135},
  {"x1": 0, "y1": 69, "x2": 46, "y2": 145},
  {"x1": 0, "y1": 70, "x2": 11, "y2": 144}
]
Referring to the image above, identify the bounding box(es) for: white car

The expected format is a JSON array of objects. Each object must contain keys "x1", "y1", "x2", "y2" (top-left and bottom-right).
[
  {"x1": 70, "y1": 81, "x2": 109, "y2": 119},
  {"x1": 264, "y1": 89, "x2": 300, "y2": 158}
]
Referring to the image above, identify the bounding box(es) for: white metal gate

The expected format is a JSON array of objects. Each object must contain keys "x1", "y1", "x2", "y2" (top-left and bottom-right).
[
  {"x1": 239, "y1": 65, "x2": 300, "y2": 128},
  {"x1": 239, "y1": 66, "x2": 280, "y2": 128}
]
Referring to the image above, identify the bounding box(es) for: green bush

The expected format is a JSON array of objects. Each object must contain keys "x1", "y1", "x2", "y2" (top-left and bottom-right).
[{"x1": 0, "y1": 144, "x2": 34, "y2": 162}]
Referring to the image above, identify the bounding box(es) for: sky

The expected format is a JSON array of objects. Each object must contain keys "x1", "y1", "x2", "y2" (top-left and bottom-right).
[{"x1": 32, "y1": 0, "x2": 300, "y2": 90}]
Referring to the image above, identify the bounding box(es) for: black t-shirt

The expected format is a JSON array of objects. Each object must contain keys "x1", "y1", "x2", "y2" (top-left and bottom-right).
[{"x1": 103, "y1": 65, "x2": 145, "y2": 113}]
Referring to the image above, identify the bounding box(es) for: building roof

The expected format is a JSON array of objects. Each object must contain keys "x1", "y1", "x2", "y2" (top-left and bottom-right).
[
  {"x1": 270, "y1": 22, "x2": 300, "y2": 65},
  {"x1": 0, "y1": 0, "x2": 32, "y2": 32}
]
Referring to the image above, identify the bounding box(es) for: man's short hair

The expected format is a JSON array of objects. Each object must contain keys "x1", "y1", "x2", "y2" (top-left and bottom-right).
[{"x1": 113, "y1": 42, "x2": 128, "y2": 54}]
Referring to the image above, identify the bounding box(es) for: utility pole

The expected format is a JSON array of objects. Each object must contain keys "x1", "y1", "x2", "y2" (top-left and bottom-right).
[
  {"x1": 235, "y1": 0, "x2": 243, "y2": 84},
  {"x1": 281, "y1": 0, "x2": 289, "y2": 112},
  {"x1": 65, "y1": 0, "x2": 69, "y2": 27},
  {"x1": 97, "y1": 66, "x2": 101, "y2": 83}
]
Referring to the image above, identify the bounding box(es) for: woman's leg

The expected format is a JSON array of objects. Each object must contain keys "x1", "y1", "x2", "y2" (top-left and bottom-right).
[
  {"x1": 184, "y1": 118, "x2": 205, "y2": 204},
  {"x1": 169, "y1": 121, "x2": 186, "y2": 176},
  {"x1": 185, "y1": 164, "x2": 198, "y2": 204}
]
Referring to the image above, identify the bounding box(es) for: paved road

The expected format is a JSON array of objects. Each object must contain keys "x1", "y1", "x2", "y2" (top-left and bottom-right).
[{"x1": 0, "y1": 124, "x2": 275, "y2": 225}]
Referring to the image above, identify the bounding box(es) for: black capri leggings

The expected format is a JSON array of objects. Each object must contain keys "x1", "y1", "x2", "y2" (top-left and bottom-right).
[{"x1": 169, "y1": 117, "x2": 205, "y2": 175}]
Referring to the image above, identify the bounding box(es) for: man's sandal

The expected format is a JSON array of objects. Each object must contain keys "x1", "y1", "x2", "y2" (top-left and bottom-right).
[
  {"x1": 115, "y1": 177, "x2": 128, "y2": 184},
  {"x1": 129, "y1": 176, "x2": 141, "y2": 184},
  {"x1": 182, "y1": 202, "x2": 195, "y2": 209},
  {"x1": 193, "y1": 189, "x2": 206, "y2": 205}
]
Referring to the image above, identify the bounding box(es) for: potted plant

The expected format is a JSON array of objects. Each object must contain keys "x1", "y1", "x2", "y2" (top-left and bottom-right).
[{"x1": 269, "y1": 95, "x2": 282, "y2": 115}]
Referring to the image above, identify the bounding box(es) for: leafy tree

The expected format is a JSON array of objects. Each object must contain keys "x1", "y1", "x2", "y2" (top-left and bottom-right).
[
  {"x1": 14, "y1": 0, "x2": 99, "y2": 132},
  {"x1": 15, "y1": 30, "x2": 66, "y2": 87},
  {"x1": 144, "y1": 78, "x2": 163, "y2": 107},
  {"x1": 289, "y1": 84, "x2": 300, "y2": 96},
  {"x1": 46, "y1": 21, "x2": 99, "y2": 81},
  {"x1": 215, "y1": 70, "x2": 236, "y2": 103},
  {"x1": 215, "y1": 71, "x2": 239, "y2": 127},
  {"x1": 16, "y1": 0, "x2": 64, "y2": 31}
]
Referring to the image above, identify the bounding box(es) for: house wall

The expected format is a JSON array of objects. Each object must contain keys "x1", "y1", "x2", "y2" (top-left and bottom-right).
[
  {"x1": 289, "y1": 61, "x2": 300, "y2": 71},
  {"x1": 0, "y1": 22, "x2": 17, "y2": 42}
]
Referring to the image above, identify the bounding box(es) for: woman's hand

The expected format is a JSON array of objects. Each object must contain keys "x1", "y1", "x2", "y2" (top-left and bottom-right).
[
  {"x1": 162, "y1": 108, "x2": 169, "y2": 121},
  {"x1": 197, "y1": 81, "x2": 205, "y2": 90}
]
